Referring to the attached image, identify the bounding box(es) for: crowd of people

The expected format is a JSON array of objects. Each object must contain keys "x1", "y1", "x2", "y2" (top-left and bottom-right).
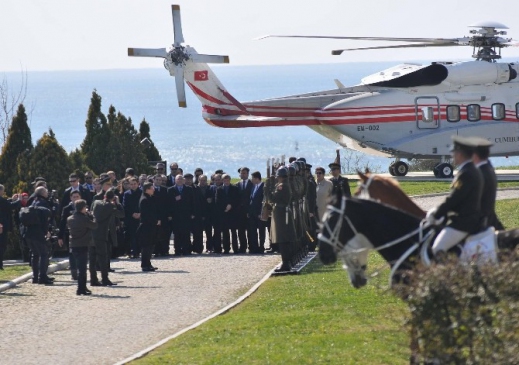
[{"x1": 0, "y1": 156, "x2": 351, "y2": 295}]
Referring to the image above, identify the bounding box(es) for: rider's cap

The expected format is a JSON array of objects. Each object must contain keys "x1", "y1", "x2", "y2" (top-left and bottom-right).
[
  {"x1": 449, "y1": 136, "x2": 477, "y2": 153},
  {"x1": 276, "y1": 166, "x2": 288, "y2": 177}
]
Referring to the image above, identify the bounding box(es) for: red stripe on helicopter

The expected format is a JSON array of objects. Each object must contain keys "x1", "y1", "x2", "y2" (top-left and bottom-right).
[{"x1": 187, "y1": 82, "x2": 232, "y2": 106}]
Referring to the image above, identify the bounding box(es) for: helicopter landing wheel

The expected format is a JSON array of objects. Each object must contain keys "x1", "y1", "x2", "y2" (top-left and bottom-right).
[
  {"x1": 433, "y1": 163, "x2": 440, "y2": 178},
  {"x1": 437, "y1": 163, "x2": 453, "y2": 178},
  {"x1": 388, "y1": 162, "x2": 396, "y2": 176},
  {"x1": 393, "y1": 161, "x2": 409, "y2": 177}
]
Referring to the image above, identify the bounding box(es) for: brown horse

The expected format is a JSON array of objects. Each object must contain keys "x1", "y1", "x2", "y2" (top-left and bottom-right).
[{"x1": 354, "y1": 170, "x2": 519, "y2": 251}]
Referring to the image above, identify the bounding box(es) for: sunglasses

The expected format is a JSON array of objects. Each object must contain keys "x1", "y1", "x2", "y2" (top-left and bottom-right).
[
  {"x1": 69, "y1": 180, "x2": 78, "y2": 183},
  {"x1": 316, "y1": 172, "x2": 323, "y2": 175}
]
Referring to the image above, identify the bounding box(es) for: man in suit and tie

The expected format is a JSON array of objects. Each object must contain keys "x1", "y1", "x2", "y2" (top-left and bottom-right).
[
  {"x1": 248, "y1": 171, "x2": 266, "y2": 254},
  {"x1": 167, "y1": 174, "x2": 194, "y2": 255},
  {"x1": 234, "y1": 167, "x2": 253, "y2": 252},
  {"x1": 82, "y1": 171, "x2": 95, "y2": 194},
  {"x1": 122, "y1": 177, "x2": 142, "y2": 258},
  {"x1": 153, "y1": 174, "x2": 170, "y2": 256},
  {"x1": 60, "y1": 173, "x2": 92, "y2": 214},
  {"x1": 215, "y1": 174, "x2": 240, "y2": 254},
  {"x1": 166, "y1": 162, "x2": 179, "y2": 187},
  {"x1": 197, "y1": 174, "x2": 214, "y2": 252}
]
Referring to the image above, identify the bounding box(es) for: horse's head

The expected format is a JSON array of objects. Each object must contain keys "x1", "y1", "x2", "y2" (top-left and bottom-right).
[{"x1": 318, "y1": 194, "x2": 372, "y2": 289}]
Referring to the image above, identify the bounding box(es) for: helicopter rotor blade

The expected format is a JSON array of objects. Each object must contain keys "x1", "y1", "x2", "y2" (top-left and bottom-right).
[
  {"x1": 332, "y1": 43, "x2": 463, "y2": 55},
  {"x1": 190, "y1": 54, "x2": 230, "y2": 64},
  {"x1": 172, "y1": 5, "x2": 185, "y2": 47},
  {"x1": 256, "y1": 34, "x2": 462, "y2": 43},
  {"x1": 128, "y1": 48, "x2": 167, "y2": 58},
  {"x1": 174, "y1": 64, "x2": 187, "y2": 108}
]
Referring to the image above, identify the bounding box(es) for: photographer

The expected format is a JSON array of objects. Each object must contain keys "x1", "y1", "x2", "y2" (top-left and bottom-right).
[
  {"x1": 26, "y1": 187, "x2": 54, "y2": 285},
  {"x1": 67, "y1": 199, "x2": 97, "y2": 296}
]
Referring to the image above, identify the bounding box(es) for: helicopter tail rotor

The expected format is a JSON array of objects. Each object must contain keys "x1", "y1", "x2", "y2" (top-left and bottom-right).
[{"x1": 128, "y1": 4, "x2": 229, "y2": 107}]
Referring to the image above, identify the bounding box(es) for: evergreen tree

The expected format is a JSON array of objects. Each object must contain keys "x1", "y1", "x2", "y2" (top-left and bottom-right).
[
  {"x1": 28, "y1": 128, "x2": 72, "y2": 195},
  {"x1": 138, "y1": 118, "x2": 161, "y2": 163},
  {"x1": 80, "y1": 90, "x2": 111, "y2": 174},
  {"x1": 106, "y1": 110, "x2": 148, "y2": 177},
  {"x1": 0, "y1": 103, "x2": 33, "y2": 193}
]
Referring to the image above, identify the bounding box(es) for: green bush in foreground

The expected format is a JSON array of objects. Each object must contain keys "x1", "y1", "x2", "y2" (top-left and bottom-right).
[{"x1": 394, "y1": 254, "x2": 519, "y2": 364}]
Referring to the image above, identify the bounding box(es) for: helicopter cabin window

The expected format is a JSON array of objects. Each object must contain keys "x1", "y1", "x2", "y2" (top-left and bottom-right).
[
  {"x1": 421, "y1": 107, "x2": 434, "y2": 123},
  {"x1": 446, "y1": 105, "x2": 460, "y2": 122},
  {"x1": 516, "y1": 103, "x2": 519, "y2": 119},
  {"x1": 467, "y1": 104, "x2": 481, "y2": 122},
  {"x1": 492, "y1": 103, "x2": 505, "y2": 120}
]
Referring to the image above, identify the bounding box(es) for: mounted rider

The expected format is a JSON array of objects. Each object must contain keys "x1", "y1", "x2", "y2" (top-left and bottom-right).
[{"x1": 427, "y1": 136, "x2": 484, "y2": 255}]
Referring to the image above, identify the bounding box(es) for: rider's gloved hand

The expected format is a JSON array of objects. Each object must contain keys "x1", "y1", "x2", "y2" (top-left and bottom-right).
[{"x1": 425, "y1": 208, "x2": 444, "y2": 226}]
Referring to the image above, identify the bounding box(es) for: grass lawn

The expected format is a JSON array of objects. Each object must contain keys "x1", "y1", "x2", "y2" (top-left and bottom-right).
[
  {"x1": 0, "y1": 265, "x2": 31, "y2": 284},
  {"x1": 133, "y1": 254, "x2": 409, "y2": 365}
]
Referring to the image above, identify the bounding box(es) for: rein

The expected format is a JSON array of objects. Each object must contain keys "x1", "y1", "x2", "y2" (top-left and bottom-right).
[{"x1": 320, "y1": 196, "x2": 434, "y2": 285}]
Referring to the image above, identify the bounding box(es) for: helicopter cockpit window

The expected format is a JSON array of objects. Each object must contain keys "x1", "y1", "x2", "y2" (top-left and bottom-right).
[
  {"x1": 421, "y1": 107, "x2": 434, "y2": 123},
  {"x1": 491, "y1": 103, "x2": 505, "y2": 120},
  {"x1": 446, "y1": 105, "x2": 460, "y2": 123},
  {"x1": 467, "y1": 104, "x2": 481, "y2": 122},
  {"x1": 516, "y1": 103, "x2": 519, "y2": 119}
]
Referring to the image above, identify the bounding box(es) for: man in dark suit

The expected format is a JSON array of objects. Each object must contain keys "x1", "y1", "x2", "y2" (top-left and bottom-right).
[
  {"x1": 82, "y1": 171, "x2": 95, "y2": 194},
  {"x1": 58, "y1": 190, "x2": 81, "y2": 279},
  {"x1": 428, "y1": 136, "x2": 484, "y2": 256},
  {"x1": 0, "y1": 185, "x2": 20, "y2": 269},
  {"x1": 60, "y1": 173, "x2": 92, "y2": 214},
  {"x1": 197, "y1": 174, "x2": 214, "y2": 252},
  {"x1": 167, "y1": 175, "x2": 194, "y2": 255},
  {"x1": 472, "y1": 138, "x2": 504, "y2": 230},
  {"x1": 166, "y1": 162, "x2": 179, "y2": 187},
  {"x1": 137, "y1": 182, "x2": 159, "y2": 271},
  {"x1": 248, "y1": 171, "x2": 266, "y2": 253},
  {"x1": 209, "y1": 174, "x2": 223, "y2": 252},
  {"x1": 122, "y1": 177, "x2": 142, "y2": 258},
  {"x1": 234, "y1": 167, "x2": 253, "y2": 252},
  {"x1": 185, "y1": 173, "x2": 204, "y2": 254},
  {"x1": 215, "y1": 174, "x2": 240, "y2": 254},
  {"x1": 152, "y1": 174, "x2": 170, "y2": 256}
]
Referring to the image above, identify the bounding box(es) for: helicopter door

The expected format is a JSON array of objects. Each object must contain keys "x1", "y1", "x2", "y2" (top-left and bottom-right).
[{"x1": 415, "y1": 97, "x2": 440, "y2": 129}]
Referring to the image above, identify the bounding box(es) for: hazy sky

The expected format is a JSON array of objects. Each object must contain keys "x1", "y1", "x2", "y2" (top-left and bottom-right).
[{"x1": 1, "y1": 0, "x2": 519, "y2": 72}]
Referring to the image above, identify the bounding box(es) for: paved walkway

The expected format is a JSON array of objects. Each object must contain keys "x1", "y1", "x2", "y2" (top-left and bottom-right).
[{"x1": 0, "y1": 254, "x2": 280, "y2": 365}]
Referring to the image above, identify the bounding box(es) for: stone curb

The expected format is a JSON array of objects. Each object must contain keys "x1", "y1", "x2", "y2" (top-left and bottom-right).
[
  {"x1": 409, "y1": 187, "x2": 519, "y2": 199},
  {"x1": 113, "y1": 265, "x2": 278, "y2": 365},
  {"x1": 0, "y1": 259, "x2": 69, "y2": 293}
]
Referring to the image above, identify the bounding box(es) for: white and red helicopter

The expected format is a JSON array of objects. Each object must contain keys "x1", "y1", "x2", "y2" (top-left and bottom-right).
[{"x1": 128, "y1": 5, "x2": 519, "y2": 178}]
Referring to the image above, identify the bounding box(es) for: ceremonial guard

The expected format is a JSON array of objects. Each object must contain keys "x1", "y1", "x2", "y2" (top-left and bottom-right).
[
  {"x1": 472, "y1": 137, "x2": 504, "y2": 230},
  {"x1": 427, "y1": 136, "x2": 484, "y2": 256},
  {"x1": 267, "y1": 166, "x2": 297, "y2": 272},
  {"x1": 329, "y1": 150, "x2": 351, "y2": 197}
]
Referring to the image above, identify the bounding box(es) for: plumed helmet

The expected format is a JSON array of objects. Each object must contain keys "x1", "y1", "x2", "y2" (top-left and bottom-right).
[
  {"x1": 288, "y1": 164, "x2": 296, "y2": 176},
  {"x1": 276, "y1": 166, "x2": 288, "y2": 177}
]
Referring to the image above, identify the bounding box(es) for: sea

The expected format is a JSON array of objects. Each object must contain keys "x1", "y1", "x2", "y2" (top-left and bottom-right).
[{"x1": 3, "y1": 60, "x2": 519, "y2": 177}]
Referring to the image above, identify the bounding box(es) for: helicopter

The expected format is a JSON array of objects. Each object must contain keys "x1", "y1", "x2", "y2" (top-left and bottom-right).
[{"x1": 128, "y1": 5, "x2": 519, "y2": 178}]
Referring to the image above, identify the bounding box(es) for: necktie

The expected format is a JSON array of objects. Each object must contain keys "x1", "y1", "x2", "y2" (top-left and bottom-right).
[{"x1": 179, "y1": 187, "x2": 182, "y2": 194}]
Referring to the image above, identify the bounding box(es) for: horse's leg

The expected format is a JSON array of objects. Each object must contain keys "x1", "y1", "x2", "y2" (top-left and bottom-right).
[{"x1": 497, "y1": 228, "x2": 519, "y2": 251}]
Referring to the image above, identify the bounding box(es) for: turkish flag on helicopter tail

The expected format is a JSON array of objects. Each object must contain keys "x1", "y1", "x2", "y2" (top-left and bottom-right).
[{"x1": 194, "y1": 70, "x2": 208, "y2": 81}]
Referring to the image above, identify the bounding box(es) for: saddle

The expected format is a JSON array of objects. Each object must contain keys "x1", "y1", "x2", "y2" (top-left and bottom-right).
[
  {"x1": 420, "y1": 226, "x2": 498, "y2": 266},
  {"x1": 459, "y1": 227, "x2": 498, "y2": 264}
]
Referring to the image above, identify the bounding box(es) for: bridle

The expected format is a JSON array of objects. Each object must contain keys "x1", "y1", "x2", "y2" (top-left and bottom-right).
[
  {"x1": 319, "y1": 196, "x2": 435, "y2": 285},
  {"x1": 356, "y1": 174, "x2": 375, "y2": 199}
]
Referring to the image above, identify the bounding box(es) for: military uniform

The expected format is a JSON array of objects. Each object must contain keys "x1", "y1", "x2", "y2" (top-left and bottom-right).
[
  {"x1": 270, "y1": 170, "x2": 297, "y2": 271},
  {"x1": 478, "y1": 160, "x2": 504, "y2": 230},
  {"x1": 431, "y1": 136, "x2": 484, "y2": 254},
  {"x1": 330, "y1": 175, "x2": 351, "y2": 197}
]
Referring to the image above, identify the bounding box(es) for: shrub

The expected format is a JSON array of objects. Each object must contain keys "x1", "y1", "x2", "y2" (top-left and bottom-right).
[{"x1": 394, "y1": 254, "x2": 519, "y2": 364}]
